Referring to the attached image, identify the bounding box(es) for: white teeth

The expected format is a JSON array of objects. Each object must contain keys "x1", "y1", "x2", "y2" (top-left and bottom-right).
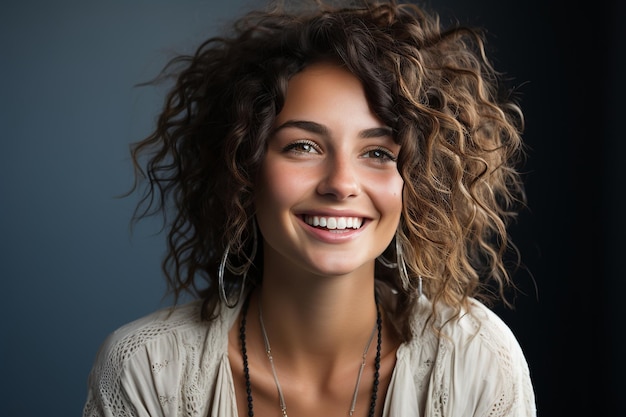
[{"x1": 304, "y1": 216, "x2": 363, "y2": 230}]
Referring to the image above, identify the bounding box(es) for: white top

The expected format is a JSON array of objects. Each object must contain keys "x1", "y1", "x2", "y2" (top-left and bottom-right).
[{"x1": 83, "y1": 296, "x2": 536, "y2": 417}]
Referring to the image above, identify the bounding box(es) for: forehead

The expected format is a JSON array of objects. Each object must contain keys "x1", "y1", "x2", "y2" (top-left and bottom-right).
[{"x1": 275, "y1": 62, "x2": 384, "y2": 129}]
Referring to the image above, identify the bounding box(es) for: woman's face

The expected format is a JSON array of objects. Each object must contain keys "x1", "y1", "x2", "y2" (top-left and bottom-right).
[{"x1": 254, "y1": 62, "x2": 404, "y2": 277}]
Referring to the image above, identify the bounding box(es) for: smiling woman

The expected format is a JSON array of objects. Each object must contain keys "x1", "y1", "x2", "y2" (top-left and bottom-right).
[{"x1": 82, "y1": 1, "x2": 536, "y2": 416}]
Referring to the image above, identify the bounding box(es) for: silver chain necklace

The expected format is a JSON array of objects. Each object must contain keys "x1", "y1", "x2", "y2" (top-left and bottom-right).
[{"x1": 239, "y1": 294, "x2": 382, "y2": 417}]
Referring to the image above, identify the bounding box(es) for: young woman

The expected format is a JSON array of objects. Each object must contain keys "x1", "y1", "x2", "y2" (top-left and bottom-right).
[{"x1": 83, "y1": 1, "x2": 536, "y2": 416}]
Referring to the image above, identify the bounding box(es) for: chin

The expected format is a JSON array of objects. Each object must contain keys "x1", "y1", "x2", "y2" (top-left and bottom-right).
[{"x1": 306, "y1": 259, "x2": 372, "y2": 278}]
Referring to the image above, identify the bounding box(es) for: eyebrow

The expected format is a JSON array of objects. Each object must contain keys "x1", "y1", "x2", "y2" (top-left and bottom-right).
[{"x1": 273, "y1": 120, "x2": 393, "y2": 139}]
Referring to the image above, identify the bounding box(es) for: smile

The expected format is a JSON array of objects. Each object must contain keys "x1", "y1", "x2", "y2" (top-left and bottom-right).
[{"x1": 303, "y1": 215, "x2": 363, "y2": 230}]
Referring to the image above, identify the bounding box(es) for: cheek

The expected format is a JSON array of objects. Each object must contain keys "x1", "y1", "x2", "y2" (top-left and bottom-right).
[
  {"x1": 255, "y1": 161, "x2": 308, "y2": 215},
  {"x1": 378, "y1": 172, "x2": 405, "y2": 218}
]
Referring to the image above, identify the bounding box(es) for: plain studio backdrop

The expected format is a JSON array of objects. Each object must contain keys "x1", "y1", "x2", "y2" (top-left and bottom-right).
[{"x1": 1, "y1": 1, "x2": 624, "y2": 416}]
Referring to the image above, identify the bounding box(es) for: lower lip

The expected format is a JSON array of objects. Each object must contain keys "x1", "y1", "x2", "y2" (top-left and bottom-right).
[{"x1": 298, "y1": 217, "x2": 366, "y2": 243}]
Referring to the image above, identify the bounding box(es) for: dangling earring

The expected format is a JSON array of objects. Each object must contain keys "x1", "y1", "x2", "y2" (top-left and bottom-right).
[
  {"x1": 417, "y1": 275, "x2": 423, "y2": 298},
  {"x1": 394, "y1": 235, "x2": 423, "y2": 298},
  {"x1": 395, "y1": 236, "x2": 410, "y2": 290},
  {"x1": 218, "y1": 220, "x2": 258, "y2": 308}
]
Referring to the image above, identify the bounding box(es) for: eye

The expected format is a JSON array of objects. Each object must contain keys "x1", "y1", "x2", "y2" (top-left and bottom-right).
[
  {"x1": 283, "y1": 140, "x2": 320, "y2": 154},
  {"x1": 362, "y1": 147, "x2": 397, "y2": 162}
]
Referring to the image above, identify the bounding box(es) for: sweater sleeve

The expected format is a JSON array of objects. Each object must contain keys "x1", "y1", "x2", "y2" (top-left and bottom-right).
[
  {"x1": 82, "y1": 330, "x2": 143, "y2": 417},
  {"x1": 82, "y1": 319, "x2": 177, "y2": 417}
]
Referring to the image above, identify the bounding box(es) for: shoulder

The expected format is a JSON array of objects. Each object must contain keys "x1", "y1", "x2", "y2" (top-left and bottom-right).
[
  {"x1": 407, "y1": 296, "x2": 525, "y2": 354},
  {"x1": 450, "y1": 298, "x2": 526, "y2": 354},
  {"x1": 93, "y1": 299, "x2": 244, "y2": 375},
  {"x1": 96, "y1": 301, "x2": 209, "y2": 365},
  {"x1": 84, "y1": 301, "x2": 238, "y2": 416},
  {"x1": 86, "y1": 300, "x2": 216, "y2": 396},
  {"x1": 431, "y1": 298, "x2": 532, "y2": 381},
  {"x1": 404, "y1": 297, "x2": 536, "y2": 416},
  {"x1": 409, "y1": 297, "x2": 527, "y2": 359}
]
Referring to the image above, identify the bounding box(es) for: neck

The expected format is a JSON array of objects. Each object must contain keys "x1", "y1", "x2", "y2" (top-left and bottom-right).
[
  {"x1": 238, "y1": 291, "x2": 383, "y2": 417},
  {"x1": 256, "y1": 263, "x2": 379, "y2": 365}
]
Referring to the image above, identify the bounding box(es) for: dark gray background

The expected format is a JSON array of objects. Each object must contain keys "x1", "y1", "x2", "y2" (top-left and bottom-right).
[{"x1": 2, "y1": 1, "x2": 623, "y2": 416}]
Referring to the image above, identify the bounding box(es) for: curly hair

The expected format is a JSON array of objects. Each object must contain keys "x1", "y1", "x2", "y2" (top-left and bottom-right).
[{"x1": 130, "y1": 0, "x2": 526, "y2": 339}]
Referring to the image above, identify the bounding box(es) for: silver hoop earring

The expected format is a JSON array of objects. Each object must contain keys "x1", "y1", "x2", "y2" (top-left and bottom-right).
[{"x1": 218, "y1": 221, "x2": 258, "y2": 308}]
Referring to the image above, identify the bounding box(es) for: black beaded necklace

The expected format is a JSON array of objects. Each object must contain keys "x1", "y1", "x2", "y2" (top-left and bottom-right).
[{"x1": 239, "y1": 294, "x2": 382, "y2": 417}]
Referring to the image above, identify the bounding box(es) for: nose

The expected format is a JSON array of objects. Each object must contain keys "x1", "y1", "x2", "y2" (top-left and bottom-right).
[{"x1": 316, "y1": 154, "x2": 361, "y2": 200}]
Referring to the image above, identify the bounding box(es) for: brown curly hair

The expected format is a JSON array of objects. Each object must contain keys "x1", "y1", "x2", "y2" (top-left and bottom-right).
[{"x1": 130, "y1": 0, "x2": 526, "y2": 339}]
